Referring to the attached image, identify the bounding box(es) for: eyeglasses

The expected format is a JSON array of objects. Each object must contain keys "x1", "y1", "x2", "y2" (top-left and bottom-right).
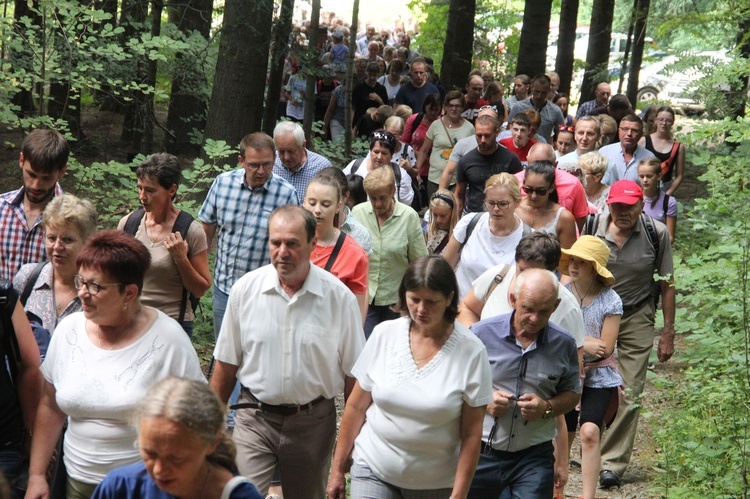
[
  {"x1": 46, "y1": 235, "x2": 79, "y2": 247},
  {"x1": 243, "y1": 161, "x2": 274, "y2": 171},
  {"x1": 656, "y1": 118, "x2": 674, "y2": 125},
  {"x1": 446, "y1": 103, "x2": 463, "y2": 109},
  {"x1": 485, "y1": 200, "x2": 512, "y2": 210},
  {"x1": 73, "y1": 275, "x2": 122, "y2": 296},
  {"x1": 522, "y1": 185, "x2": 551, "y2": 196}
]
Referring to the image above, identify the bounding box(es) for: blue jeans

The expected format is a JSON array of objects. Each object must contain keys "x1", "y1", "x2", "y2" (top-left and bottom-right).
[
  {"x1": 364, "y1": 304, "x2": 400, "y2": 339},
  {"x1": 212, "y1": 284, "x2": 240, "y2": 427},
  {"x1": 469, "y1": 441, "x2": 555, "y2": 499}
]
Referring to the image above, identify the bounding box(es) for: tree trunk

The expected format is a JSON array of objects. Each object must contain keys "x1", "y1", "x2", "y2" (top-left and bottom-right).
[
  {"x1": 626, "y1": 0, "x2": 651, "y2": 107},
  {"x1": 263, "y1": 0, "x2": 295, "y2": 136},
  {"x1": 11, "y1": 0, "x2": 40, "y2": 116},
  {"x1": 344, "y1": 0, "x2": 359, "y2": 157},
  {"x1": 141, "y1": 0, "x2": 163, "y2": 154},
  {"x1": 303, "y1": 0, "x2": 319, "y2": 145},
  {"x1": 618, "y1": 0, "x2": 637, "y2": 95},
  {"x1": 579, "y1": 0, "x2": 615, "y2": 103},
  {"x1": 555, "y1": 0, "x2": 579, "y2": 95},
  {"x1": 516, "y1": 0, "x2": 552, "y2": 78},
  {"x1": 119, "y1": 0, "x2": 148, "y2": 150},
  {"x1": 730, "y1": 15, "x2": 750, "y2": 119},
  {"x1": 204, "y1": 0, "x2": 273, "y2": 155},
  {"x1": 439, "y1": 0, "x2": 476, "y2": 91},
  {"x1": 92, "y1": 0, "x2": 120, "y2": 112},
  {"x1": 165, "y1": 0, "x2": 213, "y2": 155}
]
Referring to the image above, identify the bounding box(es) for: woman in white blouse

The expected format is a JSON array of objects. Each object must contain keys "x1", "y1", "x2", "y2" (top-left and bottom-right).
[{"x1": 326, "y1": 255, "x2": 492, "y2": 499}]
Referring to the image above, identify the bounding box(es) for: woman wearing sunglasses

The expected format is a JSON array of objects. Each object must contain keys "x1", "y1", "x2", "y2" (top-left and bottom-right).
[
  {"x1": 26, "y1": 230, "x2": 204, "y2": 499},
  {"x1": 515, "y1": 161, "x2": 577, "y2": 249}
]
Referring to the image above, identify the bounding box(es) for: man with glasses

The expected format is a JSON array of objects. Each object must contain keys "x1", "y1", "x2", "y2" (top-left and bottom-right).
[
  {"x1": 395, "y1": 57, "x2": 440, "y2": 113},
  {"x1": 584, "y1": 180, "x2": 675, "y2": 489},
  {"x1": 199, "y1": 132, "x2": 298, "y2": 341},
  {"x1": 598, "y1": 114, "x2": 655, "y2": 184},
  {"x1": 455, "y1": 115, "x2": 522, "y2": 213},
  {"x1": 469, "y1": 268, "x2": 581, "y2": 498}
]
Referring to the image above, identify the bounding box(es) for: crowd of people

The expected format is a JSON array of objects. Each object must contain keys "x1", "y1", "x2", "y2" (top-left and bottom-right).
[{"x1": 0, "y1": 12, "x2": 687, "y2": 499}]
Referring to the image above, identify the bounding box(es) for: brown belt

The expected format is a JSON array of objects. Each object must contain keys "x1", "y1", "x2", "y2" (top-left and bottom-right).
[{"x1": 621, "y1": 296, "x2": 651, "y2": 316}]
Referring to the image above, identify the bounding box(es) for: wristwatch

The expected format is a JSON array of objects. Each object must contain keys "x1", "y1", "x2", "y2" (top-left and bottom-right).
[{"x1": 542, "y1": 399, "x2": 554, "y2": 419}]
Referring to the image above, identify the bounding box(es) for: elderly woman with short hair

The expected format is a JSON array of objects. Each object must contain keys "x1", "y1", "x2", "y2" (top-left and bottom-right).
[
  {"x1": 14, "y1": 193, "x2": 98, "y2": 333},
  {"x1": 25, "y1": 230, "x2": 204, "y2": 499},
  {"x1": 352, "y1": 167, "x2": 427, "y2": 338}
]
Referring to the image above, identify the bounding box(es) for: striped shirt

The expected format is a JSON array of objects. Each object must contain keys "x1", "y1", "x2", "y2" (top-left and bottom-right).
[
  {"x1": 0, "y1": 185, "x2": 63, "y2": 280},
  {"x1": 272, "y1": 149, "x2": 332, "y2": 203},
  {"x1": 198, "y1": 170, "x2": 298, "y2": 294}
]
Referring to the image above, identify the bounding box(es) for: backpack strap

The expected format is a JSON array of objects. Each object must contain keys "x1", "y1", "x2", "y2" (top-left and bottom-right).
[
  {"x1": 484, "y1": 264, "x2": 512, "y2": 302},
  {"x1": 352, "y1": 157, "x2": 366, "y2": 175},
  {"x1": 662, "y1": 193, "x2": 671, "y2": 217},
  {"x1": 123, "y1": 208, "x2": 146, "y2": 235},
  {"x1": 21, "y1": 261, "x2": 48, "y2": 306},
  {"x1": 640, "y1": 213, "x2": 659, "y2": 253},
  {"x1": 583, "y1": 213, "x2": 600, "y2": 236},
  {"x1": 171, "y1": 210, "x2": 198, "y2": 325},
  {"x1": 324, "y1": 231, "x2": 347, "y2": 272},
  {"x1": 459, "y1": 213, "x2": 483, "y2": 254},
  {"x1": 390, "y1": 163, "x2": 403, "y2": 201}
]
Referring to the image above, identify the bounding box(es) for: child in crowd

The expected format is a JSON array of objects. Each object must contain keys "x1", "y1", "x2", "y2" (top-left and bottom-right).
[
  {"x1": 638, "y1": 158, "x2": 677, "y2": 243},
  {"x1": 422, "y1": 190, "x2": 459, "y2": 254}
]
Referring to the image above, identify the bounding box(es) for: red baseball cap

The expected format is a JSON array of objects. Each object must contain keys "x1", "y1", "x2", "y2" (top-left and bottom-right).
[{"x1": 607, "y1": 180, "x2": 643, "y2": 205}]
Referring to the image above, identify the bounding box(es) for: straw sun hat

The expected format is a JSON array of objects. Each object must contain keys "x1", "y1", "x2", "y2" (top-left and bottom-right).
[{"x1": 558, "y1": 235, "x2": 615, "y2": 287}]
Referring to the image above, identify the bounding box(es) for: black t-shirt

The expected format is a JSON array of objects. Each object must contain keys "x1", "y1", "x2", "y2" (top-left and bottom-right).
[
  {"x1": 395, "y1": 81, "x2": 441, "y2": 114},
  {"x1": 351, "y1": 81, "x2": 389, "y2": 125},
  {"x1": 355, "y1": 114, "x2": 382, "y2": 138},
  {"x1": 456, "y1": 145, "x2": 524, "y2": 212}
]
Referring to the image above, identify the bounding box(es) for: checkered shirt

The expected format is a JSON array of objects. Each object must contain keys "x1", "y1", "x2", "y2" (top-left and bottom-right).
[
  {"x1": 0, "y1": 185, "x2": 63, "y2": 280},
  {"x1": 198, "y1": 170, "x2": 298, "y2": 294},
  {"x1": 575, "y1": 99, "x2": 598, "y2": 119},
  {"x1": 273, "y1": 149, "x2": 332, "y2": 204}
]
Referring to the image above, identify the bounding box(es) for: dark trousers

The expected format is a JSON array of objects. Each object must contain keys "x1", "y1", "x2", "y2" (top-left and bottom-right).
[{"x1": 469, "y1": 441, "x2": 555, "y2": 499}]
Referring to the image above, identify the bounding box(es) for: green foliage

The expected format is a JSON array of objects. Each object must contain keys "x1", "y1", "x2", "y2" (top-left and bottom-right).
[
  {"x1": 651, "y1": 117, "x2": 750, "y2": 497},
  {"x1": 311, "y1": 121, "x2": 370, "y2": 169}
]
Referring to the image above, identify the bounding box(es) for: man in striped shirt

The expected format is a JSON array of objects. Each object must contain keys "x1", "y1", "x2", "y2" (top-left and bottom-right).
[{"x1": 0, "y1": 129, "x2": 69, "y2": 280}]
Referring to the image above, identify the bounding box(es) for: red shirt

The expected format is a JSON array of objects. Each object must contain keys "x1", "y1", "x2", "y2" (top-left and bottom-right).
[
  {"x1": 311, "y1": 233, "x2": 369, "y2": 295},
  {"x1": 499, "y1": 137, "x2": 536, "y2": 163}
]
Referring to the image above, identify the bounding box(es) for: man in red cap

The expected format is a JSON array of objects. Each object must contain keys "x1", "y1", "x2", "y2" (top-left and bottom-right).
[{"x1": 584, "y1": 180, "x2": 675, "y2": 489}]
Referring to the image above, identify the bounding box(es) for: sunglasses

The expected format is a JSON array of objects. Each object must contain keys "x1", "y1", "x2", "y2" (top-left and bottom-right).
[
  {"x1": 522, "y1": 185, "x2": 551, "y2": 196},
  {"x1": 558, "y1": 125, "x2": 575, "y2": 133}
]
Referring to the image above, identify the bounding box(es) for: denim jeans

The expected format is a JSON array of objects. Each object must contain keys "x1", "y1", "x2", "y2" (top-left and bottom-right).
[
  {"x1": 469, "y1": 441, "x2": 555, "y2": 499},
  {"x1": 212, "y1": 284, "x2": 240, "y2": 427},
  {"x1": 363, "y1": 304, "x2": 400, "y2": 339}
]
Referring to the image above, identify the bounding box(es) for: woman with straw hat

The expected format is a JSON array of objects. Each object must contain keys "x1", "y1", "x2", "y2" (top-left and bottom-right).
[{"x1": 558, "y1": 235, "x2": 623, "y2": 499}]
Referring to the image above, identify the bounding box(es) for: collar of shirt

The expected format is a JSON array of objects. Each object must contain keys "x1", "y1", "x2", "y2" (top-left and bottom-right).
[
  {"x1": 502, "y1": 310, "x2": 551, "y2": 347},
  {"x1": 239, "y1": 170, "x2": 273, "y2": 192},
  {"x1": 260, "y1": 263, "x2": 326, "y2": 300}
]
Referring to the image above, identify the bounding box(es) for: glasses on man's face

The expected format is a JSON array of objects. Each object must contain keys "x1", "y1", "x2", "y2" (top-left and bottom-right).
[
  {"x1": 618, "y1": 126, "x2": 640, "y2": 135},
  {"x1": 46, "y1": 235, "x2": 79, "y2": 247},
  {"x1": 485, "y1": 200, "x2": 512, "y2": 210},
  {"x1": 73, "y1": 275, "x2": 122, "y2": 296},
  {"x1": 522, "y1": 185, "x2": 551, "y2": 197},
  {"x1": 243, "y1": 161, "x2": 274, "y2": 171}
]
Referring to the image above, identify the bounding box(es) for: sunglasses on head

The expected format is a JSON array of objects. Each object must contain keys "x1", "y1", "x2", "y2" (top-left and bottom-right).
[{"x1": 558, "y1": 125, "x2": 575, "y2": 133}]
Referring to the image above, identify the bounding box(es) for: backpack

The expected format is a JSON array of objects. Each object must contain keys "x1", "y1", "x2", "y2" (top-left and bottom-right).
[{"x1": 123, "y1": 209, "x2": 201, "y2": 323}]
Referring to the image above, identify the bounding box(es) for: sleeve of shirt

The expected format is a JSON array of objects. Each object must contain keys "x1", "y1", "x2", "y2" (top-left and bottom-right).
[
  {"x1": 508, "y1": 154, "x2": 523, "y2": 174},
  {"x1": 558, "y1": 339, "x2": 583, "y2": 394},
  {"x1": 338, "y1": 291, "x2": 366, "y2": 377},
  {"x1": 12, "y1": 263, "x2": 33, "y2": 294},
  {"x1": 452, "y1": 212, "x2": 475, "y2": 245},
  {"x1": 426, "y1": 120, "x2": 438, "y2": 142},
  {"x1": 284, "y1": 187, "x2": 300, "y2": 206},
  {"x1": 347, "y1": 239, "x2": 369, "y2": 295},
  {"x1": 377, "y1": 85, "x2": 389, "y2": 104},
  {"x1": 394, "y1": 86, "x2": 406, "y2": 105},
  {"x1": 187, "y1": 220, "x2": 209, "y2": 257},
  {"x1": 351, "y1": 325, "x2": 381, "y2": 391},
  {"x1": 406, "y1": 211, "x2": 429, "y2": 261},
  {"x1": 402, "y1": 115, "x2": 416, "y2": 144},
  {"x1": 456, "y1": 157, "x2": 468, "y2": 183},
  {"x1": 655, "y1": 224, "x2": 674, "y2": 280},
  {"x1": 471, "y1": 265, "x2": 503, "y2": 303},
  {"x1": 462, "y1": 340, "x2": 494, "y2": 407},
  {"x1": 198, "y1": 177, "x2": 219, "y2": 224},
  {"x1": 604, "y1": 288, "x2": 624, "y2": 316},
  {"x1": 570, "y1": 179, "x2": 591, "y2": 219},
  {"x1": 342, "y1": 159, "x2": 356, "y2": 175},
  {"x1": 507, "y1": 103, "x2": 521, "y2": 121},
  {"x1": 667, "y1": 196, "x2": 678, "y2": 218},
  {"x1": 398, "y1": 170, "x2": 414, "y2": 205}
]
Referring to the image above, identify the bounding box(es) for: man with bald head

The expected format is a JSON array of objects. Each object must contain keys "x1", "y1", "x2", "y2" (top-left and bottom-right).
[
  {"x1": 462, "y1": 74, "x2": 489, "y2": 125},
  {"x1": 576, "y1": 82, "x2": 612, "y2": 119},
  {"x1": 514, "y1": 143, "x2": 590, "y2": 230},
  {"x1": 470, "y1": 269, "x2": 581, "y2": 498}
]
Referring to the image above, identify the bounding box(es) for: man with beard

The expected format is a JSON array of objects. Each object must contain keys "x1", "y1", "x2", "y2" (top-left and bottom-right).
[
  {"x1": 454, "y1": 115, "x2": 523, "y2": 214},
  {"x1": 599, "y1": 114, "x2": 655, "y2": 184},
  {"x1": 0, "y1": 129, "x2": 69, "y2": 279}
]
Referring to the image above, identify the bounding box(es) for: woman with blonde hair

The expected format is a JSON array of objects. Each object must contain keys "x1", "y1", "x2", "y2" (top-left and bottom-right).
[
  {"x1": 443, "y1": 173, "x2": 529, "y2": 299},
  {"x1": 597, "y1": 115, "x2": 617, "y2": 147},
  {"x1": 91, "y1": 378, "x2": 262, "y2": 498},
  {"x1": 423, "y1": 190, "x2": 459, "y2": 254},
  {"x1": 578, "y1": 152, "x2": 610, "y2": 214}
]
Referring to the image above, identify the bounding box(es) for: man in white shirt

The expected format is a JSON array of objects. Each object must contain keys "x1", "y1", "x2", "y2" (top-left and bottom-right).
[{"x1": 210, "y1": 205, "x2": 365, "y2": 498}]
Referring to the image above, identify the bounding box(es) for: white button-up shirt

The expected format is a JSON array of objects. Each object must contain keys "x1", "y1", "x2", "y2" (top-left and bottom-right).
[{"x1": 214, "y1": 263, "x2": 365, "y2": 405}]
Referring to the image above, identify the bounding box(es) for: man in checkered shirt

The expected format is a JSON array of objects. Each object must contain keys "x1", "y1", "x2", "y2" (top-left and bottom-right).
[
  {"x1": 0, "y1": 129, "x2": 69, "y2": 280},
  {"x1": 199, "y1": 132, "x2": 298, "y2": 340}
]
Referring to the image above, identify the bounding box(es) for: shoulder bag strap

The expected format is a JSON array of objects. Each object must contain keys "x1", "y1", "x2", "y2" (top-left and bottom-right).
[
  {"x1": 21, "y1": 261, "x2": 48, "y2": 306},
  {"x1": 439, "y1": 116, "x2": 454, "y2": 144},
  {"x1": 485, "y1": 264, "x2": 512, "y2": 301},
  {"x1": 324, "y1": 231, "x2": 348, "y2": 272},
  {"x1": 433, "y1": 231, "x2": 451, "y2": 254}
]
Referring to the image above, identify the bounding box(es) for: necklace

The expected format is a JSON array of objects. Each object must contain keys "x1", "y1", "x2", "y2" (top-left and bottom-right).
[
  {"x1": 527, "y1": 205, "x2": 550, "y2": 227},
  {"x1": 313, "y1": 230, "x2": 339, "y2": 259},
  {"x1": 573, "y1": 280, "x2": 596, "y2": 307},
  {"x1": 55, "y1": 288, "x2": 76, "y2": 315},
  {"x1": 409, "y1": 327, "x2": 448, "y2": 368}
]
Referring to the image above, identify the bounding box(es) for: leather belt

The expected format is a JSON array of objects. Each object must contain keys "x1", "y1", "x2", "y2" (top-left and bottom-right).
[
  {"x1": 621, "y1": 296, "x2": 651, "y2": 316},
  {"x1": 232, "y1": 388, "x2": 327, "y2": 416}
]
